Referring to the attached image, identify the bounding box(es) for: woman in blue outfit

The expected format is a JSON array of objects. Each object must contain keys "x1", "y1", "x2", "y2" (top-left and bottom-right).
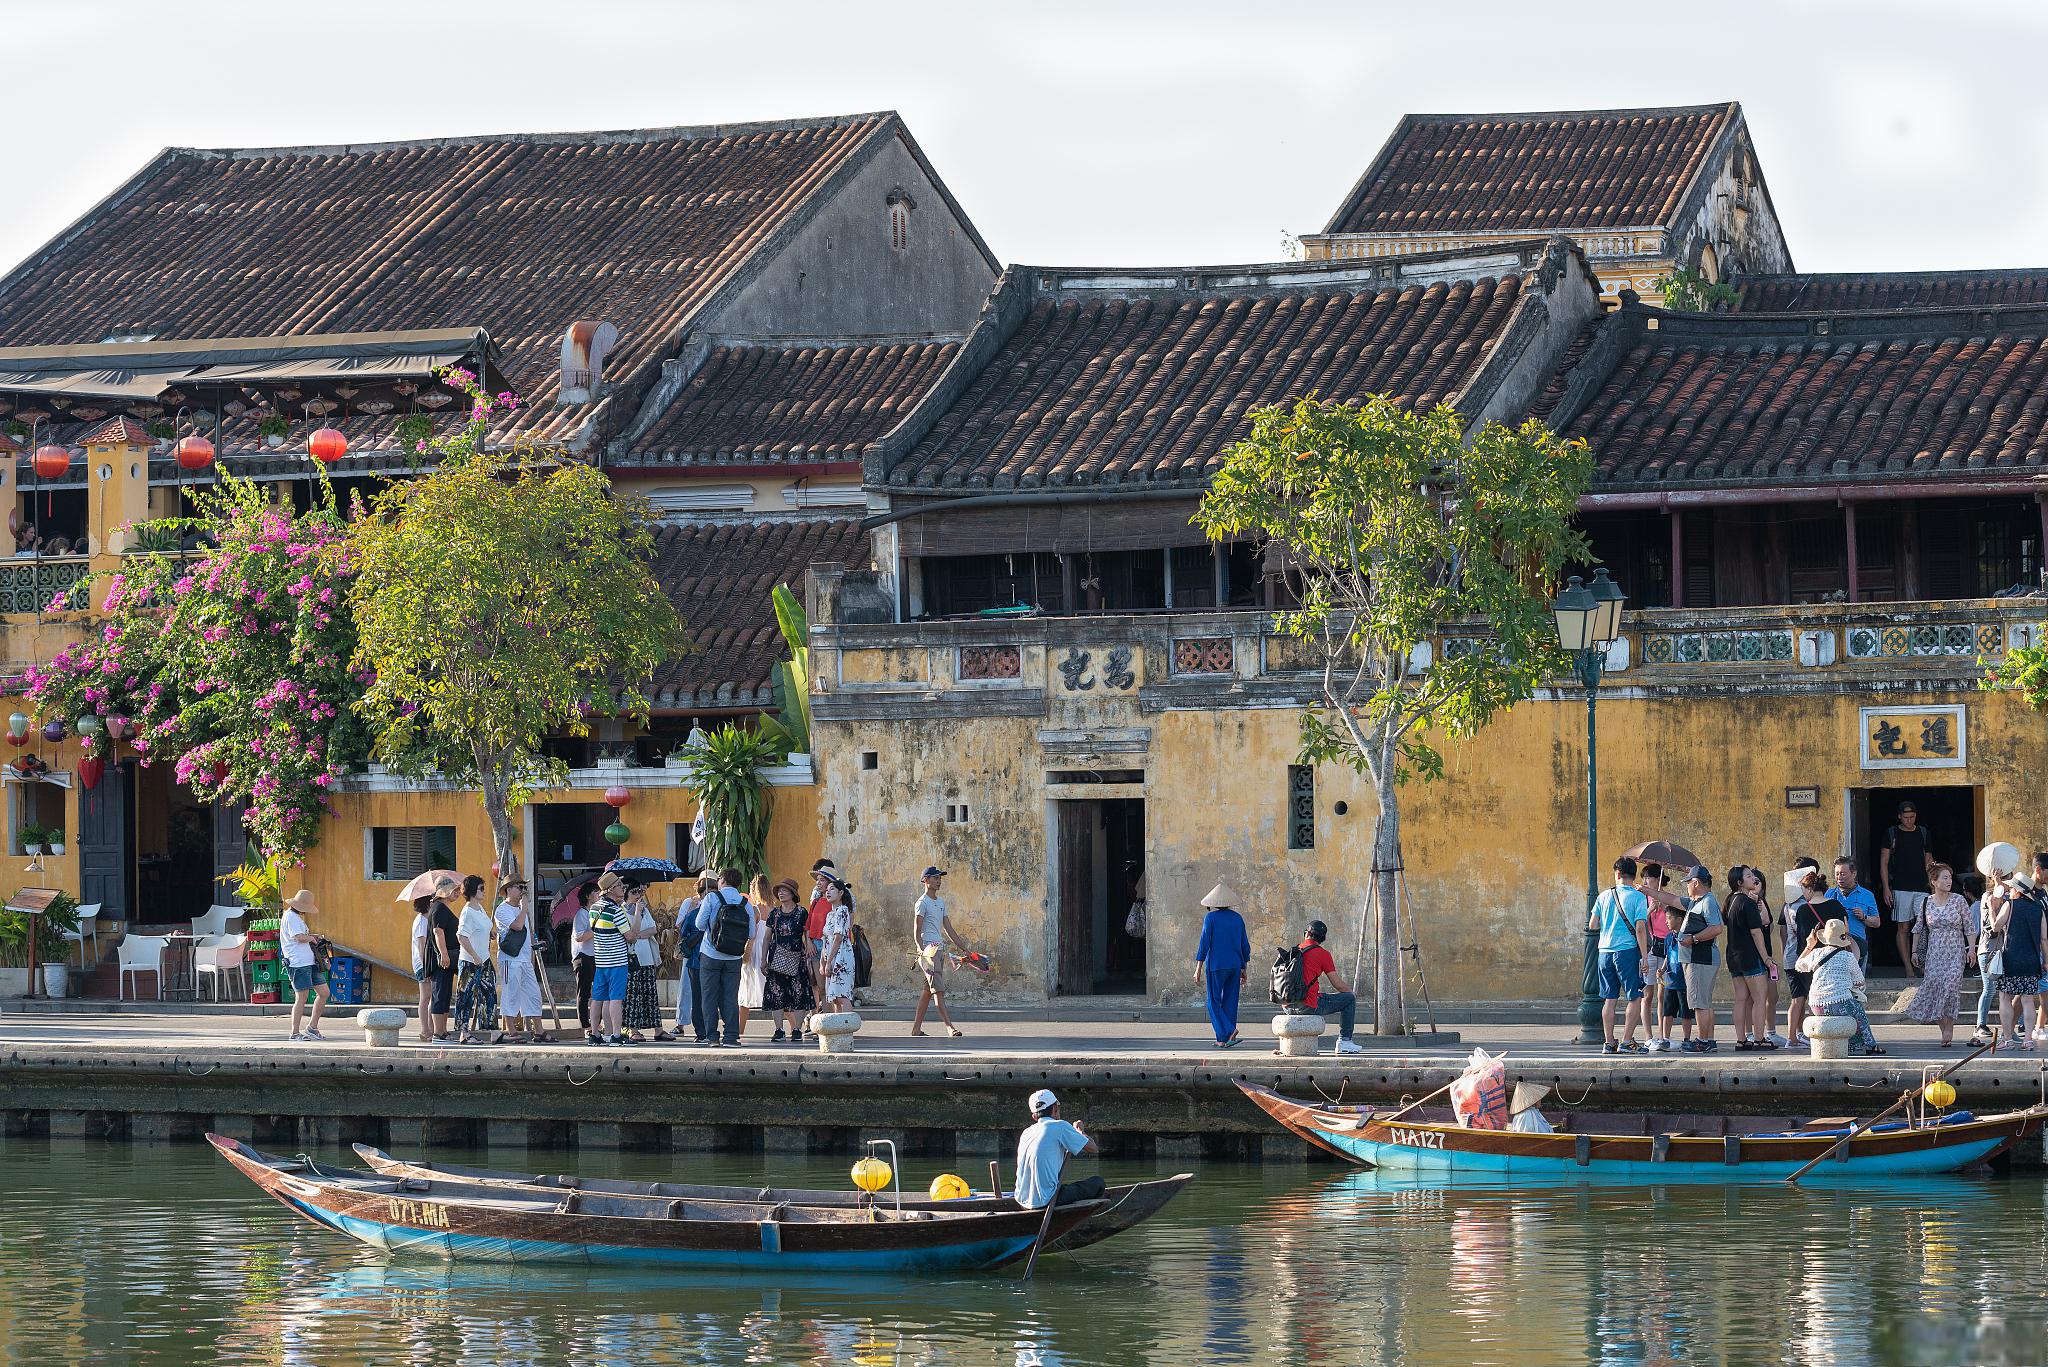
[{"x1": 1194, "y1": 883, "x2": 1252, "y2": 1048}]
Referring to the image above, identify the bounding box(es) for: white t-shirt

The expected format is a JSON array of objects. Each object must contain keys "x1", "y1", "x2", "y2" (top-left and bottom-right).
[
  {"x1": 572, "y1": 906, "x2": 593, "y2": 960},
  {"x1": 915, "y1": 893, "x2": 948, "y2": 948},
  {"x1": 493, "y1": 901, "x2": 525, "y2": 963},
  {"x1": 456, "y1": 902, "x2": 493, "y2": 966},
  {"x1": 410, "y1": 912, "x2": 428, "y2": 975},
  {"x1": 282, "y1": 910, "x2": 315, "y2": 969},
  {"x1": 629, "y1": 906, "x2": 659, "y2": 967},
  {"x1": 1014, "y1": 1118, "x2": 1090, "y2": 1210}
]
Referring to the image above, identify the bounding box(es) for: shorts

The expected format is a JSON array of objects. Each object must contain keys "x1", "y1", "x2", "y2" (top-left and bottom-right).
[
  {"x1": 287, "y1": 964, "x2": 326, "y2": 993},
  {"x1": 414, "y1": 965, "x2": 432, "y2": 984},
  {"x1": 591, "y1": 963, "x2": 628, "y2": 1003},
  {"x1": 1661, "y1": 979, "x2": 1689, "y2": 1021},
  {"x1": 1786, "y1": 969, "x2": 1813, "y2": 1000},
  {"x1": 1683, "y1": 962, "x2": 1718, "y2": 1008},
  {"x1": 1997, "y1": 975, "x2": 2042, "y2": 997},
  {"x1": 1597, "y1": 948, "x2": 1643, "y2": 1001},
  {"x1": 1731, "y1": 965, "x2": 1767, "y2": 980},
  {"x1": 1892, "y1": 891, "x2": 1929, "y2": 925},
  {"x1": 918, "y1": 943, "x2": 948, "y2": 990},
  {"x1": 430, "y1": 967, "x2": 455, "y2": 1016}
]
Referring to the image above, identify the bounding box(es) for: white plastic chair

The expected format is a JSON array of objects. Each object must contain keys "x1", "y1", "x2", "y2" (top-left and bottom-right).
[
  {"x1": 118, "y1": 934, "x2": 167, "y2": 1000},
  {"x1": 196, "y1": 933, "x2": 246, "y2": 1002},
  {"x1": 60, "y1": 901, "x2": 102, "y2": 967},
  {"x1": 189, "y1": 904, "x2": 242, "y2": 938}
]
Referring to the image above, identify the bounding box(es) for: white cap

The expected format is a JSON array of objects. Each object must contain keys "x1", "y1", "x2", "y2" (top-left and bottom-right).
[{"x1": 1028, "y1": 1088, "x2": 1058, "y2": 1115}]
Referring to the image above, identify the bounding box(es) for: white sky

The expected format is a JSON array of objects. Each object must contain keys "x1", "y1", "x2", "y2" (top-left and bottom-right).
[{"x1": 2, "y1": 0, "x2": 2045, "y2": 278}]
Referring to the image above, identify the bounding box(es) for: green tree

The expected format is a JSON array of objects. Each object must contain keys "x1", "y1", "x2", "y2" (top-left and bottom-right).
[
  {"x1": 1195, "y1": 397, "x2": 1592, "y2": 1033},
  {"x1": 688, "y1": 722, "x2": 781, "y2": 881},
  {"x1": 1654, "y1": 265, "x2": 1739, "y2": 313},
  {"x1": 758, "y1": 583, "x2": 812, "y2": 756},
  {"x1": 348, "y1": 375, "x2": 685, "y2": 890}
]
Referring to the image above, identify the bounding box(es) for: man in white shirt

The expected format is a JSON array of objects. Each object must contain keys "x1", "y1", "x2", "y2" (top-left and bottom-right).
[
  {"x1": 1013, "y1": 1089, "x2": 1102, "y2": 1210},
  {"x1": 912, "y1": 866, "x2": 973, "y2": 1039},
  {"x1": 280, "y1": 889, "x2": 328, "y2": 1042}
]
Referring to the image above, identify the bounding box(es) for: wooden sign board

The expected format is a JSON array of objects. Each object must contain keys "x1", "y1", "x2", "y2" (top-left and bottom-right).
[{"x1": 5, "y1": 887, "x2": 59, "y2": 915}]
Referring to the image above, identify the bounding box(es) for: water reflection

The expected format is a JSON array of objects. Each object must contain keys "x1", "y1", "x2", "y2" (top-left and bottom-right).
[{"x1": 1, "y1": 1139, "x2": 2044, "y2": 1366}]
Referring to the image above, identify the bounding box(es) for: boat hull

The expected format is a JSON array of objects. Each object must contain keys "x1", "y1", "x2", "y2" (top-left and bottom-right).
[
  {"x1": 1236, "y1": 1082, "x2": 2047, "y2": 1181},
  {"x1": 212, "y1": 1136, "x2": 1093, "y2": 1272}
]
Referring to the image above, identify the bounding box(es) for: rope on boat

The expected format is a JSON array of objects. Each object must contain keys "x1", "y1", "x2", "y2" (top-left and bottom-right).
[
  {"x1": 564, "y1": 1067, "x2": 600, "y2": 1086},
  {"x1": 184, "y1": 1064, "x2": 216, "y2": 1077},
  {"x1": 1552, "y1": 1079, "x2": 1599, "y2": 1107},
  {"x1": 1309, "y1": 1077, "x2": 1348, "y2": 1107}
]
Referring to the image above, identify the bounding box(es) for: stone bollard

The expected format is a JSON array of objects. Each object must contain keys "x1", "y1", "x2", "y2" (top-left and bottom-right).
[
  {"x1": 1271, "y1": 1012, "x2": 1327, "y2": 1057},
  {"x1": 358, "y1": 1006, "x2": 408, "y2": 1048},
  {"x1": 812, "y1": 1011, "x2": 863, "y2": 1054},
  {"x1": 1806, "y1": 1014, "x2": 1858, "y2": 1060}
]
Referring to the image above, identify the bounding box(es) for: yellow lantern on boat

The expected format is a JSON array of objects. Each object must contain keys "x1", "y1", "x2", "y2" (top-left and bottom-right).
[
  {"x1": 928, "y1": 1173, "x2": 971, "y2": 1201},
  {"x1": 1923, "y1": 1079, "x2": 1957, "y2": 1110},
  {"x1": 851, "y1": 1156, "x2": 893, "y2": 1193}
]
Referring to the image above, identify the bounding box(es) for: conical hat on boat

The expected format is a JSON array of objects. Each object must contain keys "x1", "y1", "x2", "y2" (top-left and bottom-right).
[{"x1": 1510, "y1": 1082, "x2": 1550, "y2": 1114}]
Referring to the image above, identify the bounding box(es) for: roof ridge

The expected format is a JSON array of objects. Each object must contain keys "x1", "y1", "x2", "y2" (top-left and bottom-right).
[
  {"x1": 1399, "y1": 102, "x2": 1737, "y2": 125},
  {"x1": 166, "y1": 111, "x2": 900, "y2": 161}
]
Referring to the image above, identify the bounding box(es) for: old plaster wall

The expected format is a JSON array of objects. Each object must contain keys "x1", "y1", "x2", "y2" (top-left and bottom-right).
[{"x1": 1672, "y1": 126, "x2": 1793, "y2": 281}]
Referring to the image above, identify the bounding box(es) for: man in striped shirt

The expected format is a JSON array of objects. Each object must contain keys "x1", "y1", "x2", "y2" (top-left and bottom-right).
[{"x1": 587, "y1": 870, "x2": 635, "y2": 1046}]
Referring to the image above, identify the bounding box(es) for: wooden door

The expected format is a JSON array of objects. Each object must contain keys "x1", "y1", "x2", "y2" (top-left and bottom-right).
[
  {"x1": 213, "y1": 798, "x2": 249, "y2": 892},
  {"x1": 77, "y1": 761, "x2": 132, "y2": 922},
  {"x1": 1055, "y1": 802, "x2": 1095, "y2": 995}
]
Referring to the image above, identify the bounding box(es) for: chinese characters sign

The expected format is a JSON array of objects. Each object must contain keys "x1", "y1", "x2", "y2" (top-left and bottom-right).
[{"x1": 1860, "y1": 705, "x2": 1966, "y2": 770}]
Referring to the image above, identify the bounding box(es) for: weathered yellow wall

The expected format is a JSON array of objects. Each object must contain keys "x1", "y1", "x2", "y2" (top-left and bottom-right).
[{"x1": 815, "y1": 683, "x2": 2048, "y2": 1006}]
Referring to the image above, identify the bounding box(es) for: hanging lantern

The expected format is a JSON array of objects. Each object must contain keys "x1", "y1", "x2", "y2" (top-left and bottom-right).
[
  {"x1": 75, "y1": 714, "x2": 104, "y2": 739},
  {"x1": 6, "y1": 713, "x2": 25, "y2": 740},
  {"x1": 32, "y1": 445, "x2": 70, "y2": 480},
  {"x1": 308, "y1": 427, "x2": 349, "y2": 464},
  {"x1": 77, "y1": 755, "x2": 104, "y2": 790},
  {"x1": 173, "y1": 435, "x2": 215, "y2": 471},
  {"x1": 1923, "y1": 1079, "x2": 1957, "y2": 1110},
  {"x1": 106, "y1": 715, "x2": 135, "y2": 742},
  {"x1": 850, "y1": 1157, "x2": 892, "y2": 1193},
  {"x1": 603, "y1": 821, "x2": 631, "y2": 847},
  {"x1": 603, "y1": 785, "x2": 631, "y2": 809},
  {"x1": 40, "y1": 718, "x2": 66, "y2": 743}
]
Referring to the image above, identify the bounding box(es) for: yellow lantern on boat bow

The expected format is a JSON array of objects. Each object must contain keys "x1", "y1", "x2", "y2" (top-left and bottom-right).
[
  {"x1": 851, "y1": 1156, "x2": 893, "y2": 1193},
  {"x1": 1923, "y1": 1079, "x2": 1957, "y2": 1110},
  {"x1": 928, "y1": 1173, "x2": 971, "y2": 1201}
]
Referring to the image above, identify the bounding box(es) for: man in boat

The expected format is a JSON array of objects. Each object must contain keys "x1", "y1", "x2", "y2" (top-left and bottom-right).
[{"x1": 1015, "y1": 1089, "x2": 1103, "y2": 1209}]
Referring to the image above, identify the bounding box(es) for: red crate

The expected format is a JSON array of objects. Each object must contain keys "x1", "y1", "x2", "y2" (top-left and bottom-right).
[{"x1": 248, "y1": 990, "x2": 279, "y2": 1004}]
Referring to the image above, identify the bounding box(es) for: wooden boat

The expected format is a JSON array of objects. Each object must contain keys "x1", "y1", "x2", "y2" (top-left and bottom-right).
[
  {"x1": 1237, "y1": 1082, "x2": 2048, "y2": 1179},
  {"x1": 210, "y1": 1135, "x2": 1100, "y2": 1271},
  {"x1": 350, "y1": 1144, "x2": 1193, "y2": 1255}
]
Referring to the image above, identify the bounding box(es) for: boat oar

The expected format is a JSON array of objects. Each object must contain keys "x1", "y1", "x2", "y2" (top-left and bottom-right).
[
  {"x1": 1784, "y1": 1036, "x2": 1999, "y2": 1185},
  {"x1": 1020, "y1": 1195, "x2": 1059, "y2": 1281}
]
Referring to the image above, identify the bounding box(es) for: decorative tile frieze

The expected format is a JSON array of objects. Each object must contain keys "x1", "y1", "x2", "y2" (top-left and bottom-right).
[
  {"x1": 958, "y1": 644, "x2": 1021, "y2": 681},
  {"x1": 1172, "y1": 638, "x2": 1233, "y2": 674}
]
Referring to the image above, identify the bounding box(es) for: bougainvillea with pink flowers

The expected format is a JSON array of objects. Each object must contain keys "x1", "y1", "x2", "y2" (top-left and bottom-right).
[{"x1": 23, "y1": 473, "x2": 369, "y2": 861}]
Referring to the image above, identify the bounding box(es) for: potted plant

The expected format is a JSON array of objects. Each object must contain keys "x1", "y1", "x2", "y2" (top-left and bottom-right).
[
  {"x1": 0, "y1": 891, "x2": 76, "y2": 997},
  {"x1": 258, "y1": 414, "x2": 290, "y2": 449},
  {"x1": 394, "y1": 413, "x2": 434, "y2": 454},
  {"x1": 18, "y1": 823, "x2": 44, "y2": 856},
  {"x1": 44, "y1": 824, "x2": 63, "y2": 856},
  {"x1": 3, "y1": 419, "x2": 28, "y2": 448},
  {"x1": 146, "y1": 419, "x2": 175, "y2": 455}
]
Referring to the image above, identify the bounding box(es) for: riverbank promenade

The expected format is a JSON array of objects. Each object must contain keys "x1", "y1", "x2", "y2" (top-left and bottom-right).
[{"x1": 6, "y1": 1006, "x2": 2045, "y2": 1165}]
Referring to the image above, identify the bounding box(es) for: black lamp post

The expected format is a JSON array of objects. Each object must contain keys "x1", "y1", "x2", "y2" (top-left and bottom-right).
[{"x1": 1553, "y1": 567, "x2": 1627, "y2": 1045}]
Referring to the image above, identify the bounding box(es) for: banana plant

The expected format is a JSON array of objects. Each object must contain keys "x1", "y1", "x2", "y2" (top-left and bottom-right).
[
  {"x1": 758, "y1": 582, "x2": 811, "y2": 756},
  {"x1": 691, "y1": 723, "x2": 778, "y2": 883}
]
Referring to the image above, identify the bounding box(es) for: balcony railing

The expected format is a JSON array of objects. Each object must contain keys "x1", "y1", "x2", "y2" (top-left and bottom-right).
[{"x1": 0, "y1": 556, "x2": 89, "y2": 614}]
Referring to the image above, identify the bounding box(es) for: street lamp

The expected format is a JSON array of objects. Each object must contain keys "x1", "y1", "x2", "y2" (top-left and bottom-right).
[{"x1": 1553, "y1": 566, "x2": 1627, "y2": 1045}]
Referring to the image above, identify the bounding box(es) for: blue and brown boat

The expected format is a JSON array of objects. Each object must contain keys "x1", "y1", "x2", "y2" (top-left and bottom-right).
[
  {"x1": 1236, "y1": 1081, "x2": 2048, "y2": 1180},
  {"x1": 209, "y1": 1134, "x2": 1106, "y2": 1271}
]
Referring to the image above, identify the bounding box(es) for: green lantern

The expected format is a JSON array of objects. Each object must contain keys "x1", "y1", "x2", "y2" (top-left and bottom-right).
[
  {"x1": 75, "y1": 714, "x2": 105, "y2": 739},
  {"x1": 604, "y1": 821, "x2": 631, "y2": 847}
]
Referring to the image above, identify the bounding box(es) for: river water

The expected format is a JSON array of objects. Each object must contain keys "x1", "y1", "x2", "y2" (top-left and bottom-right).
[{"x1": 4, "y1": 1136, "x2": 2047, "y2": 1365}]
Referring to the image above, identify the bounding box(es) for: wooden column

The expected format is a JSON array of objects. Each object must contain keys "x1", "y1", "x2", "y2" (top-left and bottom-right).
[
  {"x1": 1844, "y1": 501, "x2": 1860, "y2": 604},
  {"x1": 1900, "y1": 504, "x2": 1921, "y2": 600},
  {"x1": 1668, "y1": 510, "x2": 1684, "y2": 609},
  {"x1": 2037, "y1": 496, "x2": 2048, "y2": 586},
  {"x1": 1212, "y1": 543, "x2": 1227, "y2": 607},
  {"x1": 1059, "y1": 554, "x2": 1076, "y2": 617}
]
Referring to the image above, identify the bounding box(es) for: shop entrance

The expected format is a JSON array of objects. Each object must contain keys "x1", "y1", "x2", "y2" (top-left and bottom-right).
[
  {"x1": 1051, "y1": 798, "x2": 1146, "y2": 995},
  {"x1": 1850, "y1": 784, "x2": 1981, "y2": 971},
  {"x1": 133, "y1": 763, "x2": 213, "y2": 925}
]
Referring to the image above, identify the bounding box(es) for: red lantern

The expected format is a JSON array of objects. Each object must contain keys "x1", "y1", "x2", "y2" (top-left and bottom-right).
[
  {"x1": 603, "y1": 785, "x2": 631, "y2": 809},
  {"x1": 308, "y1": 427, "x2": 349, "y2": 464},
  {"x1": 3, "y1": 731, "x2": 26, "y2": 749},
  {"x1": 174, "y1": 435, "x2": 214, "y2": 471},
  {"x1": 78, "y1": 755, "x2": 104, "y2": 790},
  {"x1": 32, "y1": 445, "x2": 69, "y2": 480}
]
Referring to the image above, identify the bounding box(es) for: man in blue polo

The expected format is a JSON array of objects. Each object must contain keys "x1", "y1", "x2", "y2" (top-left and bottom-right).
[
  {"x1": 1590, "y1": 855, "x2": 1651, "y2": 1054},
  {"x1": 1834, "y1": 856, "x2": 1881, "y2": 967}
]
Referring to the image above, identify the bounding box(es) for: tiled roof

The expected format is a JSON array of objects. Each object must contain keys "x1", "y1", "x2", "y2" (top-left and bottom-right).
[
  {"x1": 628, "y1": 338, "x2": 960, "y2": 464},
  {"x1": 1549, "y1": 303, "x2": 2048, "y2": 488},
  {"x1": 878, "y1": 253, "x2": 1556, "y2": 490},
  {"x1": 80, "y1": 416, "x2": 154, "y2": 445},
  {"x1": 0, "y1": 115, "x2": 899, "y2": 446},
  {"x1": 648, "y1": 517, "x2": 867, "y2": 708},
  {"x1": 1735, "y1": 269, "x2": 2048, "y2": 313},
  {"x1": 1325, "y1": 103, "x2": 1736, "y2": 236}
]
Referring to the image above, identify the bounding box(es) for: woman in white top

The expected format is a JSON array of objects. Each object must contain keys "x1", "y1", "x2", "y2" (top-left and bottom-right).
[
  {"x1": 494, "y1": 878, "x2": 548, "y2": 1042},
  {"x1": 738, "y1": 874, "x2": 770, "y2": 1034},
  {"x1": 453, "y1": 874, "x2": 501, "y2": 1045},
  {"x1": 819, "y1": 876, "x2": 856, "y2": 1012},
  {"x1": 1795, "y1": 919, "x2": 1882, "y2": 1054},
  {"x1": 281, "y1": 889, "x2": 328, "y2": 1042},
  {"x1": 621, "y1": 885, "x2": 673, "y2": 1042}
]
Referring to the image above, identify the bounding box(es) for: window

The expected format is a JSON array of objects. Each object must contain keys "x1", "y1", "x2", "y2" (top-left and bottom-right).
[
  {"x1": 11, "y1": 779, "x2": 64, "y2": 855},
  {"x1": 886, "y1": 188, "x2": 915, "y2": 252},
  {"x1": 1287, "y1": 766, "x2": 1316, "y2": 851},
  {"x1": 860, "y1": 751, "x2": 879, "y2": 771},
  {"x1": 944, "y1": 802, "x2": 972, "y2": 825},
  {"x1": 369, "y1": 826, "x2": 456, "y2": 882}
]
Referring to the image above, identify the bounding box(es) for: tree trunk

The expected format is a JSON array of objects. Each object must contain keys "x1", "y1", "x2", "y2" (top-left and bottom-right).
[
  {"x1": 478, "y1": 758, "x2": 521, "y2": 896},
  {"x1": 1372, "y1": 762, "x2": 1404, "y2": 1035}
]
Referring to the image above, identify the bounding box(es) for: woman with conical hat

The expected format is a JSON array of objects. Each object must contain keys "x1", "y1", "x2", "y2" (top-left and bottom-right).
[{"x1": 1194, "y1": 883, "x2": 1251, "y2": 1048}]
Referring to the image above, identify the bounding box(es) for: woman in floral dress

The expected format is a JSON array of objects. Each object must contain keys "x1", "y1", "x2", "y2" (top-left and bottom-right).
[
  {"x1": 1906, "y1": 864, "x2": 1972, "y2": 1046},
  {"x1": 760, "y1": 878, "x2": 817, "y2": 1042},
  {"x1": 819, "y1": 876, "x2": 856, "y2": 1013}
]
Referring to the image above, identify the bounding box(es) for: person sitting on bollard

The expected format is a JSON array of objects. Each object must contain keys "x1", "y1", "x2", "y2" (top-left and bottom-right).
[
  {"x1": 1194, "y1": 883, "x2": 1251, "y2": 1048},
  {"x1": 1014, "y1": 1089, "x2": 1103, "y2": 1209},
  {"x1": 1796, "y1": 919, "x2": 1883, "y2": 1055},
  {"x1": 1296, "y1": 920, "x2": 1363, "y2": 1055}
]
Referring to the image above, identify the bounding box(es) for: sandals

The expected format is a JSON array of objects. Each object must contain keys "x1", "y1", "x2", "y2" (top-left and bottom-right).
[{"x1": 948, "y1": 1027, "x2": 965, "y2": 1038}]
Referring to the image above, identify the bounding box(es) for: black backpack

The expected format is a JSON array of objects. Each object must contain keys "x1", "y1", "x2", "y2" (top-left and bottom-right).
[
  {"x1": 1271, "y1": 946, "x2": 1309, "y2": 1009},
  {"x1": 707, "y1": 889, "x2": 753, "y2": 958},
  {"x1": 852, "y1": 925, "x2": 874, "y2": 989}
]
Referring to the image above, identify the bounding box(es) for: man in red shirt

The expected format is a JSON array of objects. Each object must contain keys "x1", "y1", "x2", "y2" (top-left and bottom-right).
[
  {"x1": 1298, "y1": 920, "x2": 1362, "y2": 1055},
  {"x1": 806, "y1": 859, "x2": 836, "y2": 998}
]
